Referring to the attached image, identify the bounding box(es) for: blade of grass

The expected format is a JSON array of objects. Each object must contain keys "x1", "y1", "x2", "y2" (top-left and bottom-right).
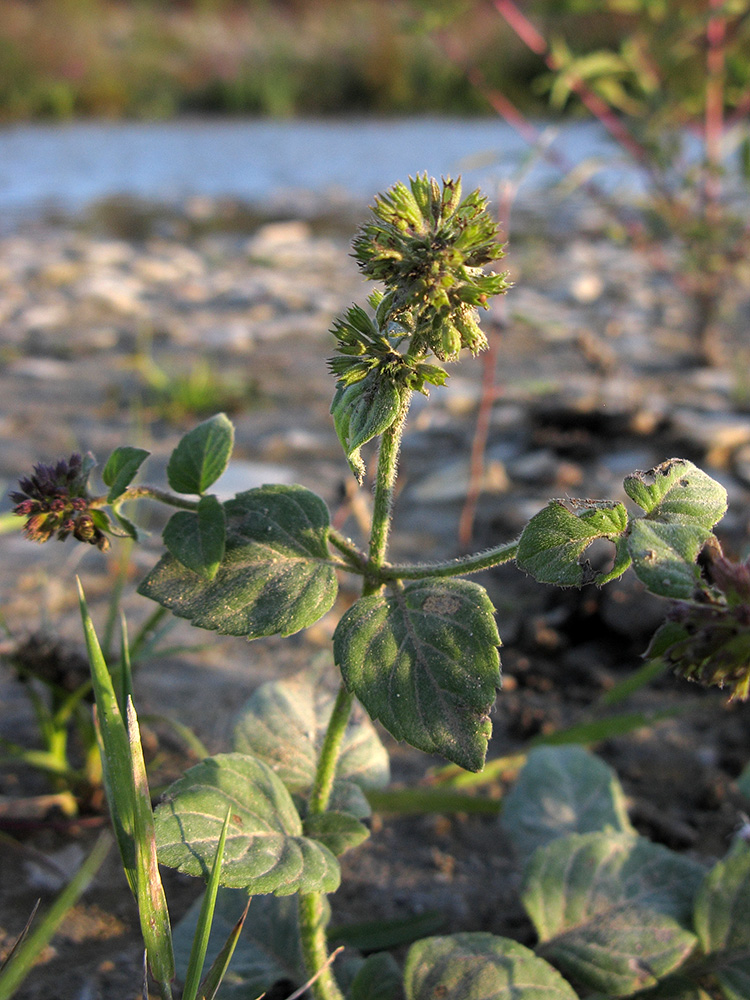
[
  {"x1": 0, "y1": 831, "x2": 110, "y2": 1000},
  {"x1": 182, "y1": 808, "x2": 233, "y2": 1000},
  {"x1": 138, "y1": 714, "x2": 210, "y2": 761},
  {"x1": 196, "y1": 898, "x2": 251, "y2": 1000},
  {"x1": 78, "y1": 577, "x2": 138, "y2": 894},
  {"x1": 127, "y1": 697, "x2": 175, "y2": 994}
]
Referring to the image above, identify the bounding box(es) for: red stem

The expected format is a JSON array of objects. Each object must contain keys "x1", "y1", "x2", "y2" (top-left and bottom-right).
[{"x1": 704, "y1": 0, "x2": 727, "y2": 214}]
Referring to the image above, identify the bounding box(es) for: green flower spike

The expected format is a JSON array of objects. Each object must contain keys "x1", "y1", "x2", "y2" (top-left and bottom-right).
[{"x1": 351, "y1": 174, "x2": 510, "y2": 362}]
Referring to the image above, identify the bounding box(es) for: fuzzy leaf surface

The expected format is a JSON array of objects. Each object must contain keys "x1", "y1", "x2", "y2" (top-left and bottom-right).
[
  {"x1": 332, "y1": 374, "x2": 403, "y2": 482},
  {"x1": 516, "y1": 499, "x2": 629, "y2": 586},
  {"x1": 349, "y1": 952, "x2": 405, "y2": 1000},
  {"x1": 694, "y1": 840, "x2": 750, "y2": 1000},
  {"x1": 626, "y1": 519, "x2": 711, "y2": 599},
  {"x1": 404, "y1": 933, "x2": 578, "y2": 1000},
  {"x1": 334, "y1": 579, "x2": 501, "y2": 772},
  {"x1": 233, "y1": 666, "x2": 389, "y2": 797},
  {"x1": 173, "y1": 889, "x2": 310, "y2": 999},
  {"x1": 523, "y1": 832, "x2": 703, "y2": 996},
  {"x1": 102, "y1": 446, "x2": 150, "y2": 502},
  {"x1": 623, "y1": 459, "x2": 727, "y2": 528},
  {"x1": 302, "y1": 811, "x2": 370, "y2": 857},
  {"x1": 500, "y1": 746, "x2": 633, "y2": 866},
  {"x1": 154, "y1": 753, "x2": 339, "y2": 895},
  {"x1": 138, "y1": 485, "x2": 337, "y2": 638},
  {"x1": 167, "y1": 412, "x2": 234, "y2": 495},
  {"x1": 162, "y1": 494, "x2": 226, "y2": 580}
]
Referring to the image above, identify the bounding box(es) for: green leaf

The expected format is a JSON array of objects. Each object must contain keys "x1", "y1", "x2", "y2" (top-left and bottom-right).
[
  {"x1": 694, "y1": 841, "x2": 750, "y2": 1000},
  {"x1": 330, "y1": 911, "x2": 445, "y2": 953},
  {"x1": 404, "y1": 933, "x2": 578, "y2": 1000},
  {"x1": 138, "y1": 485, "x2": 338, "y2": 638},
  {"x1": 162, "y1": 495, "x2": 226, "y2": 580},
  {"x1": 303, "y1": 811, "x2": 370, "y2": 856},
  {"x1": 516, "y1": 499, "x2": 629, "y2": 587},
  {"x1": 523, "y1": 832, "x2": 704, "y2": 996},
  {"x1": 349, "y1": 952, "x2": 405, "y2": 1000},
  {"x1": 173, "y1": 890, "x2": 310, "y2": 999},
  {"x1": 102, "y1": 446, "x2": 150, "y2": 503},
  {"x1": 626, "y1": 518, "x2": 711, "y2": 599},
  {"x1": 154, "y1": 753, "x2": 340, "y2": 895},
  {"x1": 334, "y1": 579, "x2": 501, "y2": 772},
  {"x1": 332, "y1": 374, "x2": 404, "y2": 482},
  {"x1": 166, "y1": 413, "x2": 234, "y2": 495},
  {"x1": 500, "y1": 746, "x2": 633, "y2": 866},
  {"x1": 624, "y1": 459, "x2": 727, "y2": 528},
  {"x1": 126, "y1": 699, "x2": 175, "y2": 989},
  {"x1": 195, "y1": 897, "x2": 250, "y2": 1000},
  {"x1": 232, "y1": 664, "x2": 390, "y2": 799}
]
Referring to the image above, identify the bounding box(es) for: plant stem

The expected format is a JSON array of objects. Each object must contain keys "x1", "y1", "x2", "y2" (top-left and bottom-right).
[
  {"x1": 299, "y1": 894, "x2": 343, "y2": 1000},
  {"x1": 308, "y1": 684, "x2": 355, "y2": 816},
  {"x1": 380, "y1": 539, "x2": 519, "y2": 580},
  {"x1": 364, "y1": 392, "x2": 411, "y2": 595},
  {"x1": 92, "y1": 486, "x2": 200, "y2": 512}
]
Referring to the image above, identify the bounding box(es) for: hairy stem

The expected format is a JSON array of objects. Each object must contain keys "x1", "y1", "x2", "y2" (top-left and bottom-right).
[
  {"x1": 380, "y1": 539, "x2": 519, "y2": 580},
  {"x1": 308, "y1": 684, "x2": 355, "y2": 817},
  {"x1": 92, "y1": 486, "x2": 200, "y2": 511}
]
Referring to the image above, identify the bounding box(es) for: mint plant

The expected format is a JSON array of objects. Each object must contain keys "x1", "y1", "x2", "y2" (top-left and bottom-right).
[{"x1": 11, "y1": 174, "x2": 750, "y2": 999}]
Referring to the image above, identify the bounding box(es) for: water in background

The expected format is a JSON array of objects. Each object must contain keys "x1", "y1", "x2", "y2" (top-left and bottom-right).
[{"x1": 0, "y1": 117, "x2": 637, "y2": 226}]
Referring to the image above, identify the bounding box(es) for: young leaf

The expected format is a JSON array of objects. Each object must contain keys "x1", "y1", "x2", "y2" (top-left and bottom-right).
[
  {"x1": 332, "y1": 374, "x2": 404, "y2": 483},
  {"x1": 334, "y1": 579, "x2": 501, "y2": 772},
  {"x1": 348, "y1": 952, "x2": 404, "y2": 1000},
  {"x1": 404, "y1": 933, "x2": 578, "y2": 1000},
  {"x1": 102, "y1": 446, "x2": 150, "y2": 503},
  {"x1": 154, "y1": 753, "x2": 340, "y2": 895},
  {"x1": 162, "y1": 495, "x2": 226, "y2": 580},
  {"x1": 166, "y1": 413, "x2": 234, "y2": 495},
  {"x1": 500, "y1": 746, "x2": 633, "y2": 866},
  {"x1": 522, "y1": 832, "x2": 704, "y2": 997},
  {"x1": 694, "y1": 840, "x2": 750, "y2": 1000},
  {"x1": 516, "y1": 499, "x2": 629, "y2": 587},
  {"x1": 173, "y1": 890, "x2": 311, "y2": 1000},
  {"x1": 138, "y1": 485, "x2": 338, "y2": 638},
  {"x1": 232, "y1": 664, "x2": 390, "y2": 798},
  {"x1": 302, "y1": 811, "x2": 370, "y2": 857},
  {"x1": 624, "y1": 458, "x2": 728, "y2": 529},
  {"x1": 196, "y1": 897, "x2": 250, "y2": 1000}
]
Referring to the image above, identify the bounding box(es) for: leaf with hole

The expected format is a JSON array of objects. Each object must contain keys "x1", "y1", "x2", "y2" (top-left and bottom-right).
[
  {"x1": 404, "y1": 933, "x2": 578, "y2": 1000},
  {"x1": 523, "y1": 832, "x2": 704, "y2": 996},
  {"x1": 138, "y1": 485, "x2": 337, "y2": 638},
  {"x1": 154, "y1": 753, "x2": 340, "y2": 895},
  {"x1": 167, "y1": 412, "x2": 234, "y2": 495},
  {"x1": 516, "y1": 499, "x2": 629, "y2": 587},
  {"x1": 624, "y1": 458, "x2": 727, "y2": 529},
  {"x1": 334, "y1": 579, "x2": 501, "y2": 772}
]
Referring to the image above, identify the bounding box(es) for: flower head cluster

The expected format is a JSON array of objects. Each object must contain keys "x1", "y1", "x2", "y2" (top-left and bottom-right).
[
  {"x1": 11, "y1": 453, "x2": 110, "y2": 551},
  {"x1": 351, "y1": 174, "x2": 509, "y2": 362},
  {"x1": 648, "y1": 542, "x2": 750, "y2": 700}
]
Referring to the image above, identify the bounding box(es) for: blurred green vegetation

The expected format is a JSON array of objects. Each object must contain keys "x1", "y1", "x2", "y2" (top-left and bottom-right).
[{"x1": 0, "y1": 0, "x2": 556, "y2": 120}]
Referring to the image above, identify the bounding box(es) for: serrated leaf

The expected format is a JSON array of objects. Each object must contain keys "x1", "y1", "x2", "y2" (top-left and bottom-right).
[
  {"x1": 332, "y1": 374, "x2": 404, "y2": 483},
  {"x1": 233, "y1": 665, "x2": 390, "y2": 799},
  {"x1": 162, "y1": 495, "x2": 226, "y2": 580},
  {"x1": 349, "y1": 952, "x2": 405, "y2": 1000},
  {"x1": 500, "y1": 746, "x2": 633, "y2": 866},
  {"x1": 516, "y1": 499, "x2": 629, "y2": 587},
  {"x1": 154, "y1": 753, "x2": 340, "y2": 895},
  {"x1": 624, "y1": 459, "x2": 727, "y2": 529},
  {"x1": 138, "y1": 485, "x2": 337, "y2": 638},
  {"x1": 694, "y1": 841, "x2": 750, "y2": 1000},
  {"x1": 334, "y1": 579, "x2": 501, "y2": 772},
  {"x1": 303, "y1": 811, "x2": 370, "y2": 856},
  {"x1": 102, "y1": 446, "x2": 150, "y2": 503},
  {"x1": 626, "y1": 518, "x2": 711, "y2": 599},
  {"x1": 167, "y1": 413, "x2": 234, "y2": 495},
  {"x1": 173, "y1": 890, "x2": 310, "y2": 999},
  {"x1": 404, "y1": 933, "x2": 578, "y2": 1000},
  {"x1": 523, "y1": 832, "x2": 704, "y2": 996}
]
